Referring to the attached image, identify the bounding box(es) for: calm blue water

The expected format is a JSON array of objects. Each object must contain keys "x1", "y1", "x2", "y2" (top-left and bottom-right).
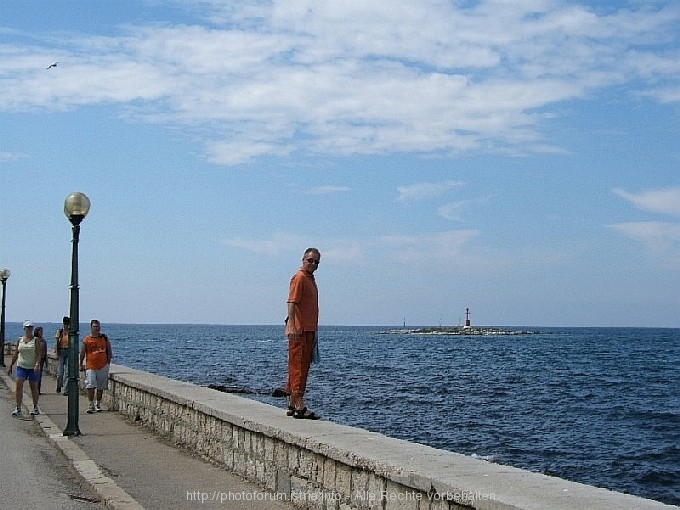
[{"x1": 6, "y1": 324, "x2": 679, "y2": 505}]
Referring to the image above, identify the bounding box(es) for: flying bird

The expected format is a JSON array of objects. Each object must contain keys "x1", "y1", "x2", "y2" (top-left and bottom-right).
[{"x1": 46, "y1": 61, "x2": 59, "y2": 69}]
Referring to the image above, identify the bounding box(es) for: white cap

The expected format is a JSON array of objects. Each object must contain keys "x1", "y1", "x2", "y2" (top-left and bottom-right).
[{"x1": 23, "y1": 320, "x2": 34, "y2": 328}]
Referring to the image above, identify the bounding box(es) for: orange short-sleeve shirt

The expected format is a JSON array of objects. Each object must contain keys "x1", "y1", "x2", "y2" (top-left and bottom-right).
[
  {"x1": 83, "y1": 335, "x2": 110, "y2": 370},
  {"x1": 287, "y1": 269, "x2": 319, "y2": 332}
]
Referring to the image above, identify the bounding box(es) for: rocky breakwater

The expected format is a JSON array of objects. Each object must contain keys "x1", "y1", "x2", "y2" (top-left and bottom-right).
[{"x1": 379, "y1": 326, "x2": 542, "y2": 336}]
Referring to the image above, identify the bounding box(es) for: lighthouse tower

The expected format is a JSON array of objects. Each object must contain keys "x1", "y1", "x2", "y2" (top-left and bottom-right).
[{"x1": 464, "y1": 307, "x2": 472, "y2": 329}]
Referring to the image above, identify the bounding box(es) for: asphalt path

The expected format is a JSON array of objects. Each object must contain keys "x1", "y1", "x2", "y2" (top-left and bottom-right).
[
  {"x1": 2, "y1": 356, "x2": 296, "y2": 510},
  {"x1": 0, "y1": 386, "x2": 102, "y2": 508}
]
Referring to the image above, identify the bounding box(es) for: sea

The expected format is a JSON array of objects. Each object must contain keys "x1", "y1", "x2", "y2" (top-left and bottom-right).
[{"x1": 4, "y1": 323, "x2": 679, "y2": 506}]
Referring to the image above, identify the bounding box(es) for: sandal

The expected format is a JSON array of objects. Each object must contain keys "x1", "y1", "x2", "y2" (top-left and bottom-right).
[
  {"x1": 293, "y1": 407, "x2": 320, "y2": 420},
  {"x1": 286, "y1": 405, "x2": 295, "y2": 417}
]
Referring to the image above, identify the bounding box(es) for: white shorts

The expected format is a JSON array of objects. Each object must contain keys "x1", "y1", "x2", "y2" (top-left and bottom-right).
[{"x1": 85, "y1": 365, "x2": 110, "y2": 391}]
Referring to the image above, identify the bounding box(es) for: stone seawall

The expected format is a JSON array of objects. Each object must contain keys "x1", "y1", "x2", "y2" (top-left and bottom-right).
[{"x1": 45, "y1": 356, "x2": 673, "y2": 510}]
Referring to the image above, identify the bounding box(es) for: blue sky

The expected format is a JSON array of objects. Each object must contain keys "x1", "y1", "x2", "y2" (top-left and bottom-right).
[{"x1": 1, "y1": 0, "x2": 679, "y2": 327}]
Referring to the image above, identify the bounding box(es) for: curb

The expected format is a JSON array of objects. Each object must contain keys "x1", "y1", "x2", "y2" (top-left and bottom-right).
[{"x1": 1, "y1": 372, "x2": 144, "y2": 510}]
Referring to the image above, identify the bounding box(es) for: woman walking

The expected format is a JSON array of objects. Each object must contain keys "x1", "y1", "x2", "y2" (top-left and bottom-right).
[{"x1": 7, "y1": 321, "x2": 43, "y2": 417}]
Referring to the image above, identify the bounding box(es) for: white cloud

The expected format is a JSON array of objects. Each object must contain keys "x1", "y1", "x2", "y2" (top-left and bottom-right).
[
  {"x1": 613, "y1": 186, "x2": 680, "y2": 216},
  {"x1": 611, "y1": 186, "x2": 680, "y2": 269},
  {"x1": 205, "y1": 139, "x2": 289, "y2": 166},
  {"x1": 0, "y1": 151, "x2": 27, "y2": 163},
  {"x1": 223, "y1": 232, "x2": 304, "y2": 256},
  {"x1": 438, "y1": 197, "x2": 487, "y2": 221},
  {"x1": 379, "y1": 230, "x2": 478, "y2": 263},
  {"x1": 609, "y1": 221, "x2": 680, "y2": 269},
  {"x1": 1, "y1": 1, "x2": 679, "y2": 164},
  {"x1": 304, "y1": 186, "x2": 351, "y2": 195},
  {"x1": 322, "y1": 241, "x2": 365, "y2": 263},
  {"x1": 438, "y1": 201, "x2": 469, "y2": 221},
  {"x1": 223, "y1": 229, "x2": 477, "y2": 266},
  {"x1": 397, "y1": 180, "x2": 464, "y2": 202}
]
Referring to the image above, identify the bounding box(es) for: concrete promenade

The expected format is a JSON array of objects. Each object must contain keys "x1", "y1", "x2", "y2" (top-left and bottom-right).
[
  {"x1": 1, "y1": 353, "x2": 294, "y2": 510},
  {"x1": 2, "y1": 351, "x2": 677, "y2": 510},
  {"x1": 0, "y1": 382, "x2": 100, "y2": 509}
]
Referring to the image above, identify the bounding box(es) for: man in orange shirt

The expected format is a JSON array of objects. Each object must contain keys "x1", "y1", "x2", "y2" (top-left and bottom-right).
[
  {"x1": 286, "y1": 247, "x2": 321, "y2": 420},
  {"x1": 79, "y1": 319, "x2": 112, "y2": 414}
]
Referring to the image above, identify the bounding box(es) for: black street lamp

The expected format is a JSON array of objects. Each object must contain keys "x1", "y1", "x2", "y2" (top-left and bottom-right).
[
  {"x1": 63, "y1": 192, "x2": 90, "y2": 437},
  {"x1": 0, "y1": 268, "x2": 9, "y2": 367}
]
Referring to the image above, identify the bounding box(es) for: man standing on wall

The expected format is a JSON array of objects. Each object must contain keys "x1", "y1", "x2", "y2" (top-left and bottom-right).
[
  {"x1": 285, "y1": 248, "x2": 321, "y2": 420},
  {"x1": 79, "y1": 319, "x2": 112, "y2": 414}
]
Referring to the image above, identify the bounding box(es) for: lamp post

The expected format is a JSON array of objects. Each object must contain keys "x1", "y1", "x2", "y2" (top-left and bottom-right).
[
  {"x1": 63, "y1": 192, "x2": 90, "y2": 437},
  {"x1": 0, "y1": 268, "x2": 9, "y2": 367}
]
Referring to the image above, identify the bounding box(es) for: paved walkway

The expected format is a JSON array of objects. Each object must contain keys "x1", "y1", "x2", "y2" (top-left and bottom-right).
[
  {"x1": 1, "y1": 355, "x2": 295, "y2": 510},
  {"x1": 0, "y1": 384, "x2": 101, "y2": 508}
]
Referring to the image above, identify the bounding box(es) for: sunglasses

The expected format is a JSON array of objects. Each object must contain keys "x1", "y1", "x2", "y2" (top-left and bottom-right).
[{"x1": 305, "y1": 258, "x2": 320, "y2": 265}]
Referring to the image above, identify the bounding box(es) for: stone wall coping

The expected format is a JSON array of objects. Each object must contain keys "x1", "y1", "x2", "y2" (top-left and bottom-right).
[{"x1": 108, "y1": 364, "x2": 673, "y2": 510}]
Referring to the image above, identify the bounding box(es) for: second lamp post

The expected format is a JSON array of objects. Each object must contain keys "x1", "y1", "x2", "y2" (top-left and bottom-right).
[{"x1": 0, "y1": 268, "x2": 9, "y2": 367}]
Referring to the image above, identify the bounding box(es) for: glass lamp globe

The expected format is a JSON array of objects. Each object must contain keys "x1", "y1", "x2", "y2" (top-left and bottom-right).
[{"x1": 64, "y1": 192, "x2": 91, "y2": 223}]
